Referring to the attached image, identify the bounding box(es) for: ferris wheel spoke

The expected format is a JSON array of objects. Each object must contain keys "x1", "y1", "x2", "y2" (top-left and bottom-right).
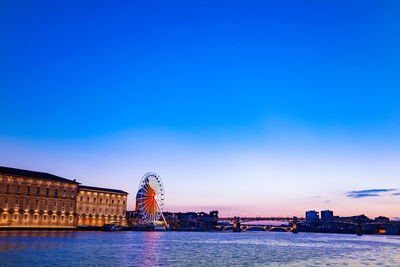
[{"x1": 136, "y1": 172, "x2": 165, "y2": 225}]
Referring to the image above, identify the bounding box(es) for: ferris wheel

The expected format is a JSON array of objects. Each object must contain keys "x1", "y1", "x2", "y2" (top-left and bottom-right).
[{"x1": 136, "y1": 172, "x2": 166, "y2": 225}]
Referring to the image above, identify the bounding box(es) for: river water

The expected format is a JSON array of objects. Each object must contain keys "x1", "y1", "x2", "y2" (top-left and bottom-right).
[{"x1": 0, "y1": 231, "x2": 399, "y2": 266}]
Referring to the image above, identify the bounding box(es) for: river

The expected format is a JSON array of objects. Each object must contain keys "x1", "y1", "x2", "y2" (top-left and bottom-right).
[{"x1": 0, "y1": 231, "x2": 399, "y2": 266}]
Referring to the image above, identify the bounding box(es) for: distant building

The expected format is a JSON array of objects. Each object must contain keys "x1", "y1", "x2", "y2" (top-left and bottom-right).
[
  {"x1": 163, "y1": 210, "x2": 219, "y2": 230},
  {"x1": 321, "y1": 210, "x2": 333, "y2": 220},
  {"x1": 76, "y1": 185, "x2": 128, "y2": 227},
  {"x1": 350, "y1": 214, "x2": 370, "y2": 222},
  {"x1": 306, "y1": 210, "x2": 319, "y2": 220},
  {"x1": 0, "y1": 166, "x2": 79, "y2": 228},
  {"x1": 375, "y1": 216, "x2": 390, "y2": 222}
]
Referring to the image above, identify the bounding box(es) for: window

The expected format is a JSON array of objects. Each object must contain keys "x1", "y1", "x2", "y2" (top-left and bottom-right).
[
  {"x1": 6, "y1": 184, "x2": 9, "y2": 192},
  {"x1": 86, "y1": 207, "x2": 89, "y2": 213},
  {"x1": 14, "y1": 214, "x2": 17, "y2": 220},
  {"x1": 93, "y1": 208, "x2": 95, "y2": 213},
  {"x1": 4, "y1": 198, "x2": 8, "y2": 209},
  {"x1": 71, "y1": 191, "x2": 74, "y2": 198},
  {"x1": 70, "y1": 202, "x2": 73, "y2": 208},
  {"x1": 37, "y1": 187, "x2": 40, "y2": 195},
  {"x1": 70, "y1": 216, "x2": 73, "y2": 221},
  {"x1": 44, "y1": 215, "x2": 47, "y2": 220},
  {"x1": 87, "y1": 197, "x2": 89, "y2": 203},
  {"x1": 24, "y1": 214, "x2": 28, "y2": 220},
  {"x1": 34, "y1": 215, "x2": 38, "y2": 220},
  {"x1": 61, "y1": 216, "x2": 64, "y2": 221},
  {"x1": 63, "y1": 190, "x2": 66, "y2": 198},
  {"x1": 100, "y1": 198, "x2": 102, "y2": 204},
  {"x1": 53, "y1": 201, "x2": 56, "y2": 211},
  {"x1": 118, "y1": 200, "x2": 120, "y2": 204},
  {"x1": 55, "y1": 189, "x2": 58, "y2": 197},
  {"x1": 44, "y1": 200, "x2": 48, "y2": 210},
  {"x1": 94, "y1": 198, "x2": 96, "y2": 203},
  {"x1": 53, "y1": 215, "x2": 56, "y2": 221},
  {"x1": 80, "y1": 196, "x2": 83, "y2": 202},
  {"x1": 123, "y1": 201, "x2": 125, "y2": 205},
  {"x1": 46, "y1": 188, "x2": 49, "y2": 196},
  {"x1": 106, "y1": 199, "x2": 108, "y2": 204},
  {"x1": 17, "y1": 185, "x2": 20, "y2": 193},
  {"x1": 25, "y1": 199, "x2": 29, "y2": 209},
  {"x1": 27, "y1": 186, "x2": 31, "y2": 194},
  {"x1": 112, "y1": 199, "x2": 114, "y2": 204},
  {"x1": 15, "y1": 199, "x2": 19, "y2": 208},
  {"x1": 62, "y1": 202, "x2": 65, "y2": 211},
  {"x1": 3, "y1": 214, "x2": 6, "y2": 220},
  {"x1": 35, "y1": 200, "x2": 38, "y2": 210}
]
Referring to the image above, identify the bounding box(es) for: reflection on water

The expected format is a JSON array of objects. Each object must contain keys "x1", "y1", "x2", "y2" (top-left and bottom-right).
[
  {"x1": 141, "y1": 232, "x2": 161, "y2": 266},
  {"x1": 0, "y1": 230, "x2": 78, "y2": 238},
  {"x1": 0, "y1": 231, "x2": 399, "y2": 266}
]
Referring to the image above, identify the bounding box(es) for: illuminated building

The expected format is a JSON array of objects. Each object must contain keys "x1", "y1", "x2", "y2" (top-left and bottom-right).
[
  {"x1": 0, "y1": 166, "x2": 129, "y2": 229},
  {"x1": 0, "y1": 166, "x2": 79, "y2": 228},
  {"x1": 76, "y1": 185, "x2": 128, "y2": 227}
]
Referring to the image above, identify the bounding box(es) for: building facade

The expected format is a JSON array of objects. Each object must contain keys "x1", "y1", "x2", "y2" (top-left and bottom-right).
[
  {"x1": 321, "y1": 210, "x2": 334, "y2": 220},
  {"x1": 305, "y1": 210, "x2": 319, "y2": 220},
  {"x1": 76, "y1": 185, "x2": 128, "y2": 227},
  {"x1": 0, "y1": 166, "x2": 79, "y2": 228}
]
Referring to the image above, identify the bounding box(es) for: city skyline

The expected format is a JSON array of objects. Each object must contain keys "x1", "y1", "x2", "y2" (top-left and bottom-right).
[{"x1": 1, "y1": 1, "x2": 399, "y2": 219}]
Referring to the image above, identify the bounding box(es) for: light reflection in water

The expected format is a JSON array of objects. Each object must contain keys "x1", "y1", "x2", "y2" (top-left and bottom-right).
[{"x1": 141, "y1": 232, "x2": 162, "y2": 267}]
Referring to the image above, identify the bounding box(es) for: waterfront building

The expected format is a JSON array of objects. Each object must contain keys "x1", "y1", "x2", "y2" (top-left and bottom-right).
[
  {"x1": 163, "y1": 210, "x2": 219, "y2": 230},
  {"x1": 305, "y1": 210, "x2": 319, "y2": 220},
  {"x1": 76, "y1": 185, "x2": 128, "y2": 227},
  {"x1": 0, "y1": 166, "x2": 79, "y2": 228},
  {"x1": 321, "y1": 210, "x2": 334, "y2": 220}
]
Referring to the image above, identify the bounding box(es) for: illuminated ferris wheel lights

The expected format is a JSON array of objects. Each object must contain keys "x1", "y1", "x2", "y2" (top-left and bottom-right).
[{"x1": 136, "y1": 172, "x2": 167, "y2": 226}]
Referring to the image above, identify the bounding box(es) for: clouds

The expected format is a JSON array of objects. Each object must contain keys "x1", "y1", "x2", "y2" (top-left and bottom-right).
[{"x1": 346, "y1": 189, "x2": 398, "y2": 198}]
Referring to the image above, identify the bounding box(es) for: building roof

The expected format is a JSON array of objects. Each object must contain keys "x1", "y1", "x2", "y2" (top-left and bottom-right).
[
  {"x1": 79, "y1": 185, "x2": 128, "y2": 194},
  {"x1": 0, "y1": 166, "x2": 79, "y2": 184}
]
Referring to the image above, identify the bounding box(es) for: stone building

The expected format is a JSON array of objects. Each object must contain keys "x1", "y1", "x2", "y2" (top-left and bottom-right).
[
  {"x1": 76, "y1": 185, "x2": 128, "y2": 227},
  {"x1": 0, "y1": 166, "x2": 79, "y2": 228}
]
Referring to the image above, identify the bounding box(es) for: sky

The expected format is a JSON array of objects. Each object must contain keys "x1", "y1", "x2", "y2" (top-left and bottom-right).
[{"x1": 0, "y1": 0, "x2": 399, "y2": 218}]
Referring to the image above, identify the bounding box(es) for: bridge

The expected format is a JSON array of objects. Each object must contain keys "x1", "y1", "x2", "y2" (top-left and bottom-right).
[
  {"x1": 217, "y1": 216, "x2": 304, "y2": 233},
  {"x1": 216, "y1": 224, "x2": 294, "y2": 232},
  {"x1": 219, "y1": 217, "x2": 305, "y2": 223}
]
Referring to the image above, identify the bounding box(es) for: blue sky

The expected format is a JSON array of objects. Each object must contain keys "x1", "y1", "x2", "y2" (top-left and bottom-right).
[{"x1": 1, "y1": 1, "x2": 399, "y2": 217}]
